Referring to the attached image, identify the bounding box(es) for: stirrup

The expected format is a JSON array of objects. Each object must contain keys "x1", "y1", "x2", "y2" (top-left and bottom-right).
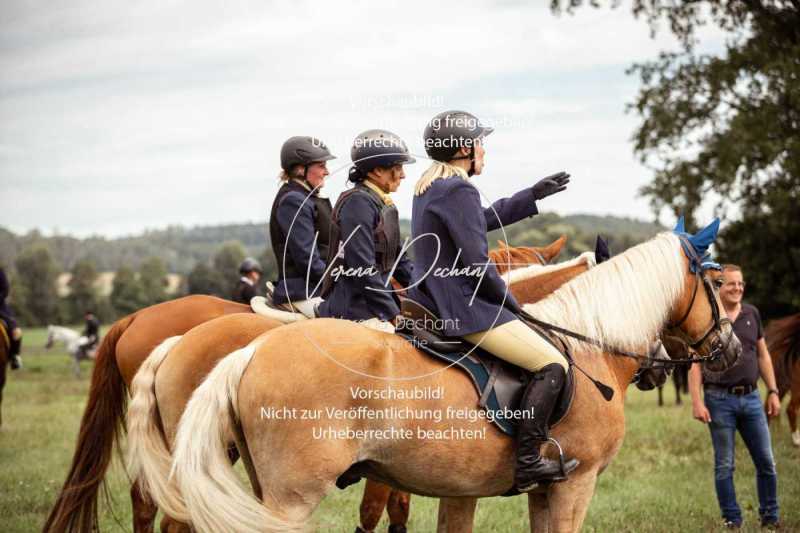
[{"x1": 542, "y1": 437, "x2": 579, "y2": 482}]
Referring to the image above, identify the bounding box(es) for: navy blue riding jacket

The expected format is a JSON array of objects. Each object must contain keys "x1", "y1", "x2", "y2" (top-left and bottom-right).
[
  {"x1": 318, "y1": 186, "x2": 413, "y2": 321},
  {"x1": 408, "y1": 176, "x2": 539, "y2": 336},
  {"x1": 270, "y1": 187, "x2": 329, "y2": 304}
]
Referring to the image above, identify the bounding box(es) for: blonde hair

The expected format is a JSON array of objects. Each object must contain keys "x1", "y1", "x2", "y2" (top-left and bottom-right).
[{"x1": 414, "y1": 161, "x2": 470, "y2": 196}]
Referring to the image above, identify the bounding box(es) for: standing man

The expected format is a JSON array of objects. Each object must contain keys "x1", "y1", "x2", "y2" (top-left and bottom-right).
[
  {"x1": 232, "y1": 257, "x2": 262, "y2": 304},
  {"x1": 0, "y1": 266, "x2": 23, "y2": 369},
  {"x1": 689, "y1": 264, "x2": 781, "y2": 529}
]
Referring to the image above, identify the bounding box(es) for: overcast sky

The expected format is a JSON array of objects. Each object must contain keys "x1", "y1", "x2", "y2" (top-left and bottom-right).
[{"x1": 0, "y1": 0, "x2": 726, "y2": 238}]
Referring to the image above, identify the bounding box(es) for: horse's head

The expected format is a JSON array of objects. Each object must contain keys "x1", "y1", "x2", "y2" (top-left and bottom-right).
[
  {"x1": 494, "y1": 235, "x2": 566, "y2": 272},
  {"x1": 666, "y1": 219, "x2": 741, "y2": 373},
  {"x1": 45, "y1": 325, "x2": 55, "y2": 349},
  {"x1": 634, "y1": 335, "x2": 694, "y2": 390}
]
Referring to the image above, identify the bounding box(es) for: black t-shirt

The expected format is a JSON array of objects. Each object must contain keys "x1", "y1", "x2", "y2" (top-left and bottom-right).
[{"x1": 703, "y1": 303, "x2": 763, "y2": 387}]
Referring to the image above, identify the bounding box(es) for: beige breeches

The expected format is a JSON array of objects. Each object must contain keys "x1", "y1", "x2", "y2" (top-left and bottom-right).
[{"x1": 463, "y1": 319, "x2": 568, "y2": 372}]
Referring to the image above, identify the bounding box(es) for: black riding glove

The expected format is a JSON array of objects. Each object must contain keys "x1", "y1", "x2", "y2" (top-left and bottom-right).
[{"x1": 531, "y1": 172, "x2": 570, "y2": 201}]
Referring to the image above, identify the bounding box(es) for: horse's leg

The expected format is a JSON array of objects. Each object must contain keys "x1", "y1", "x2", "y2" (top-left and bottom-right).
[
  {"x1": 528, "y1": 492, "x2": 549, "y2": 533},
  {"x1": 386, "y1": 490, "x2": 410, "y2": 533},
  {"x1": 358, "y1": 480, "x2": 391, "y2": 532},
  {"x1": 546, "y1": 470, "x2": 599, "y2": 533},
  {"x1": 657, "y1": 385, "x2": 663, "y2": 407},
  {"x1": 130, "y1": 482, "x2": 158, "y2": 533},
  {"x1": 436, "y1": 497, "x2": 477, "y2": 533}
]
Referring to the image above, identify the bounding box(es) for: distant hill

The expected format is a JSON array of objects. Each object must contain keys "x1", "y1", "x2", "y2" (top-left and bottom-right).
[{"x1": 0, "y1": 213, "x2": 664, "y2": 274}]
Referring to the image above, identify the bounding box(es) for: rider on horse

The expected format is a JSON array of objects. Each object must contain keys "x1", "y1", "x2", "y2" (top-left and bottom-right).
[
  {"x1": 317, "y1": 130, "x2": 416, "y2": 333},
  {"x1": 269, "y1": 136, "x2": 336, "y2": 317},
  {"x1": 232, "y1": 257, "x2": 262, "y2": 304},
  {"x1": 409, "y1": 110, "x2": 577, "y2": 491},
  {"x1": 0, "y1": 266, "x2": 23, "y2": 369},
  {"x1": 78, "y1": 310, "x2": 100, "y2": 359}
]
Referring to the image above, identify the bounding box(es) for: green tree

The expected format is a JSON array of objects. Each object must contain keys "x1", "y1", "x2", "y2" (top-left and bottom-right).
[
  {"x1": 110, "y1": 266, "x2": 146, "y2": 316},
  {"x1": 186, "y1": 262, "x2": 225, "y2": 297},
  {"x1": 14, "y1": 245, "x2": 59, "y2": 325},
  {"x1": 553, "y1": 0, "x2": 800, "y2": 317},
  {"x1": 67, "y1": 259, "x2": 99, "y2": 323},
  {"x1": 213, "y1": 241, "x2": 247, "y2": 297},
  {"x1": 139, "y1": 257, "x2": 168, "y2": 306}
]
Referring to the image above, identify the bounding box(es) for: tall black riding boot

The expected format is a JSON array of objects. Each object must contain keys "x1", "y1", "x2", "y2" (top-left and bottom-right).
[
  {"x1": 9, "y1": 336, "x2": 22, "y2": 370},
  {"x1": 515, "y1": 363, "x2": 579, "y2": 492}
]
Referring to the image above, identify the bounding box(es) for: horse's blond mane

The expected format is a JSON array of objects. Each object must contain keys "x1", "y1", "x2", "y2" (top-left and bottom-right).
[
  {"x1": 505, "y1": 251, "x2": 596, "y2": 286},
  {"x1": 524, "y1": 233, "x2": 686, "y2": 353}
]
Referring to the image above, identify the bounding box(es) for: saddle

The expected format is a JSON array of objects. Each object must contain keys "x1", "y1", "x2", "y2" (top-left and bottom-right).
[{"x1": 398, "y1": 297, "x2": 575, "y2": 436}]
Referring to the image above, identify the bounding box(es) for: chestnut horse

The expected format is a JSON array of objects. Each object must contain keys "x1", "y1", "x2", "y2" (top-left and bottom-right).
[
  {"x1": 169, "y1": 232, "x2": 741, "y2": 533},
  {"x1": 767, "y1": 313, "x2": 800, "y2": 446},
  {"x1": 43, "y1": 238, "x2": 567, "y2": 533},
  {"x1": 126, "y1": 244, "x2": 592, "y2": 531}
]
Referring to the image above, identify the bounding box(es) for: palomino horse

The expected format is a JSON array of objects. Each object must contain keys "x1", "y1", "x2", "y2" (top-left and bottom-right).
[
  {"x1": 767, "y1": 313, "x2": 800, "y2": 446},
  {"x1": 168, "y1": 231, "x2": 741, "y2": 533},
  {"x1": 125, "y1": 243, "x2": 589, "y2": 531},
  {"x1": 43, "y1": 238, "x2": 567, "y2": 533},
  {"x1": 45, "y1": 325, "x2": 97, "y2": 377}
]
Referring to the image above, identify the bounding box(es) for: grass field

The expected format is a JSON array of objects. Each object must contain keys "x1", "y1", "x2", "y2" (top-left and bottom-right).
[{"x1": 1, "y1": 327, "x2": 798, "y2": 532}]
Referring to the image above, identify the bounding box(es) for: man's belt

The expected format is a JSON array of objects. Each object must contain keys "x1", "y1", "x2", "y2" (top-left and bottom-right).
[{"x1": 704, "y1": 383, "x2": 757, "y2": 396}]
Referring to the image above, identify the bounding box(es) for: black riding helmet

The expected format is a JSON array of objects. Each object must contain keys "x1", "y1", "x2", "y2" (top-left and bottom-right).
[
  {"x1": 349, "y1": 129, "x2": 416, "y2": 182},
  {"x1": 423, "y1": 110, "x2": 493, "y2": 175},
  {"x1": 280, "y1": 136, "x2": 336, "y2": 177},
  {"x1": 239, "y1": 257, "x2": 263, "y2": 275}
]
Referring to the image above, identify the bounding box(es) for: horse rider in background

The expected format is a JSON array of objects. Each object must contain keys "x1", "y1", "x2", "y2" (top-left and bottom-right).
[
  {"x1": 77, "y1": 310, "x2": 100, "y2": 360},
  {"x1": 269, "y1": 136, "x2": 336, "y2": 318},
  {"x1": 232, "y1": 257, "x2": 262, "y2": 304},
  {"x1": 0, "y1": 266, "x2": 23, "y2": 370},
  {"x1": 408, "y1": 110, "x2": 576, "y2": 491},
  {"x1": 316, "y1": 130, "x2": 415, "y2": 333}
]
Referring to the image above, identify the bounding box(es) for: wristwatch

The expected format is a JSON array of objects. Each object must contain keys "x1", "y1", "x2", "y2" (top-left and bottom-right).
[{"x1": 767, "y1": 389, "x2": 779, "y2": 397}]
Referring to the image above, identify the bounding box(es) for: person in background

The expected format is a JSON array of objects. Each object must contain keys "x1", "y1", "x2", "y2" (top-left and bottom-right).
[
  {"x1": 232, "y1": 257, "x2": 262, "y2": 304},
  {"x1": 0, "y1": 266, "x2": 23, "y2": 370},
  {"x1": 689, "y1": 263, "x2": 780, "y2": 529},
  {"x1": 78, "y1": 310, "x2": 101, "y2": 359}
]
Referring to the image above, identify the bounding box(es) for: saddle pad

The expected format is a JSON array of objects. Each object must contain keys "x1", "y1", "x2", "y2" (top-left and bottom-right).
[{"x1": 395, "y1": 332, "x2": 575, "y2": 436}]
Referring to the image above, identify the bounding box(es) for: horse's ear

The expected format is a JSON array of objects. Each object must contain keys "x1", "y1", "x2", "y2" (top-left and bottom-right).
[
  {"x1": 497, "y1": 240, "x2": 508, "y2": 249},
  {"x1": 688, "y1": 218, "x2": 721, "y2": 255},
  {"x1": 544, "y1": 235, "x2": 567, "y2": 261},
  {"x1": 594, "y1": 235, "x2": 611, "y2": 263},
  {"x1": 673, "y1": 216, "x2": 686, "y2": 234}
]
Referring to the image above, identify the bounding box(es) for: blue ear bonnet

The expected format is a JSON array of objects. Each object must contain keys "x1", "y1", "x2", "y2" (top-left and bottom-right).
[{"x1": 673, "y1": 217, "x2": 721, "y2": 273}]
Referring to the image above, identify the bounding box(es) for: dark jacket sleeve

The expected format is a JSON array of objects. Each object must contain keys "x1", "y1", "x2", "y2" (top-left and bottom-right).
[
  {"x1": 338, "y1": 193, "x2": 400, "y2": 320},
  {"x1": 277, "y1": 191, "x2": 327, "y2": 281},
  {"x1": 436, "y1": 181, "x2": 521, "y2": 312},
  {"x1": 391, "y1": 242, "x2": 414, "y2": 288},
  {"x1": 0, "y1": 268, "x2": 8, "y2": 302},
  {"x1": 483, "y1": 187, "x2": 539, "y2": 231}
]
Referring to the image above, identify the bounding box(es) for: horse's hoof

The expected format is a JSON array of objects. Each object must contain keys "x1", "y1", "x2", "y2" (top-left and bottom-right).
[
  {"x1": 792, "y1": 430, "x2": 800, "y2": 447},
  {"x1": 388, "y1": 525, "x2": 408, "y2": 533},
  {"x1": 355, "y1": 527, "x2": 371, "y2": 533}
]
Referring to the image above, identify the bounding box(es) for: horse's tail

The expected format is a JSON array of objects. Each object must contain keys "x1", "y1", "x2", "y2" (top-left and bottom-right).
[
  {"x1": 126, "y1": 335, "x2": 188, "y2": 521},
  {"x1": 43, "y1": 314, "x2": 135, "y2": 533},
  {"x1": 171, "y1": 342, "x2": 307, "y2": 533}
]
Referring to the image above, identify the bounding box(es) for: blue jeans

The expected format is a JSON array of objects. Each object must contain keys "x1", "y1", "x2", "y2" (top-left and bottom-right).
[{"x1": 705, "y1": 389, "x2": 779, "y2": 524}]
